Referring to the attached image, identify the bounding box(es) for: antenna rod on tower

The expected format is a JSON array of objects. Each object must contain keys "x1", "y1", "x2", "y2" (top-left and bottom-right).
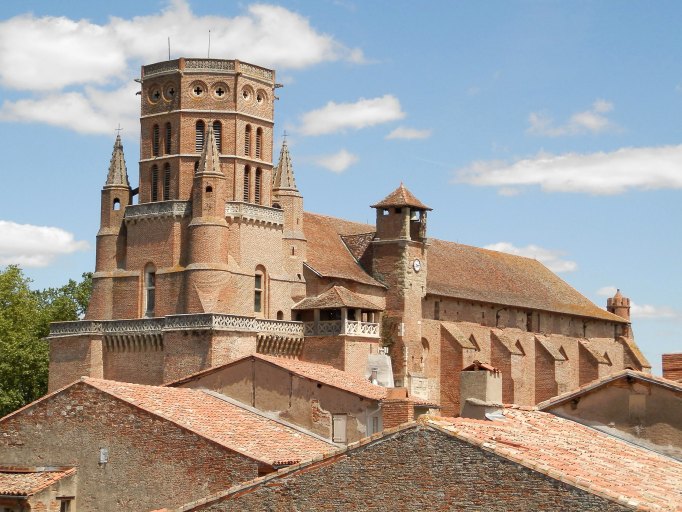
[
  {"x1": 168, "y1": 37, "x2": 171, "y2": 60},
  {"x1": 207, "y1": 30, "x2": 211, "y2": 58}
]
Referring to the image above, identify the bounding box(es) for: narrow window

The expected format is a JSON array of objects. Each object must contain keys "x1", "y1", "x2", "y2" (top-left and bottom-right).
[
  {"x1": 244, "y1": 124, "x2": 252, "y2": 156},
  {"x1": 195, "y1": 120, "x2": 205, "y2": 152},
  {"x1": 332, "y1": 414, "x2": 347, "y2": 443},
  {"x1": 255, "y1": 128, "x2": 262, "y2": 159},
  {"x1": 59, "y1": 499, "x2": 72, "y2": 512},
  {"x1": 163, "y1": 163, "x2": 171, "y2": 200},
  {"x1": 254, "y1": 271, "x2": 263, "y2": 313},
  {"x1": 152, "y1": 124, "x2": 160, "y2": 156},
  {"x1": 434, "y1": 300, "x2": 440, "y2": 320},
  {"x1": 243, "y1": 166, "x2": 251, "y2": 202},
  {"x1": 151, "y1": 165, "x2": 159, "y2": 202},
  {"x1": 213, "y1": 121, "x2": 222, "y2": 153},
  {"x1": 277, "y1": 311, "x2": 284, "y2": 320},
  {"x1": 113, "y1": 198, "x2": 121, "y2": 211},
  {"x1": 165, "y1": 122, "x2": 172, "y2": 154},
  {"x1": 144, "y1": 265, "x2": 156, "y2": 317},
  {"x1": 254, "y1": 168, "x2": 262, "y2": 205}
]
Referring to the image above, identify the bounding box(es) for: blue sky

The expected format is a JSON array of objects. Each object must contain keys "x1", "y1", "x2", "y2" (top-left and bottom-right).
[{"x1": 0, "y1": 1, "x2": 680, "y2": 373}]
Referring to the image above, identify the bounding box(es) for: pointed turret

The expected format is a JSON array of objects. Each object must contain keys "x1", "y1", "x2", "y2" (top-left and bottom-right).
[
  {"x1": 372, "y1": 183, "x2": 430, "y2": 242},
  {"x1": 272, "y1": 140, "x2": 297, "y2": 190},
  {"x1": 196, "y1": 125, "x2": 223, "y2": 176},
  {"x1": 105, "y1": 134, "x2": 130, "y2": 188}
]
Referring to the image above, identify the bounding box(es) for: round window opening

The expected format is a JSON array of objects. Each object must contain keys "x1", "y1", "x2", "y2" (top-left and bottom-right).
[{"x1": 149, "y1": 87, "x2": 162, "y2": 103}]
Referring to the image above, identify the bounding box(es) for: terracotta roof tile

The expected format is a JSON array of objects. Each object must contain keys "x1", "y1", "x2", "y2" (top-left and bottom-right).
[
  {"x1": 371, "y1": 183, "x2": 431, "y2": 210},
  {"x1": 427, "y1": 238, "x2": 626, "y2": 323},
  {"x1": 168, "y1": 355, "x2": 390, "y2": 401},
  {"x1": 83, "y1": 378, "x2": 335, "y2": 466},
  {"x1": 293, "y1": 285, "x2": 382, "y2": 311},
  {"x1": 429, "y1": 409, "x2": 682, "y2": 511},
  {"x1": 303, "y1": 212, "x2": 384, "y2": 288},
  {"x1": 537, "y1": 368, "x2": 682, "y2": 410},
  {"x1": 619, "y1": 336, "x2": 651, "y2": 369},
  {"x1": 0, "y1": 467, "x2": 75, "y2": 496}
]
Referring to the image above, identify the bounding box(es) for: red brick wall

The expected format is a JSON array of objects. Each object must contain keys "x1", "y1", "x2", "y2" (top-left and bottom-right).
[
  {"x1": 662, "y1": 353, "x2": 682, "y2": 381},
  {"x1": 188, "y1": 427, "x2": 629, "y2": 512},
  {"x1": 535, "y1": 343, "x2": 558, "y2": 403},
  {"x1": 0, "y1": 382, "x2": 258, "y2": 511},
  {"x1": 381, "y1": 399, "x2": 414, "y2": 428}
]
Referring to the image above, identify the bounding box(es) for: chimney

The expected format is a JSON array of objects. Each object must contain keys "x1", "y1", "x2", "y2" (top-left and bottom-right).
[{"x1": 459, "y1": 361, "x2": 503, "y2": 418}]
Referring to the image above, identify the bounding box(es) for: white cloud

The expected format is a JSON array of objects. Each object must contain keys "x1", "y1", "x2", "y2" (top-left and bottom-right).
[
  {"x1": 313, "y1": 149, "x2": 358, "y2": 173},
  {"x1": 385, "y1": 126, "x2": 432, "y2": 140},
  {"x1": 484, "y1": 242, "x2": 577, "y2": 273},
  {"x1": 527, "y1": 99, "x2": 617, "y2": 137},
  {"x1": 596, "y1": 286, "x2": 618, "y2": 297},
  {"x1": 0, "y1": 1, "x2": 364, "y2": 135},
  {"x1": 454, "y1": 144, "x2": 682, "y2": 195},
  {"x1": 0, "y1": 83, "x2": 139, "y2": 135},
  {"x1": 631, "y1": 302, "x2": 679, "y2": 319},
  {"x1": 0, "y1": 221, "x2": 89, "y2": 267},
  {"x1": 299, "y1": 95, "x2": 405, "y2": 136}
]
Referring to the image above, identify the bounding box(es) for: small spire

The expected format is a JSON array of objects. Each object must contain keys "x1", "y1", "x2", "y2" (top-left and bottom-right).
[
  {"x1": 105, "y1": 134, "x2": 130, "y2": 188},
  {"x1": 273, "y1": 139, "x2": 297, "y2": 190},
  {"x1": 196, "y1": 124, "x2": 222, "y2": 176}
]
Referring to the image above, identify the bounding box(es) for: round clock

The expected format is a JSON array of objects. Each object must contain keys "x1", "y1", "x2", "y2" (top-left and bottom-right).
[{"x1": 413, "y1": 259, "x2": 422, "y2": 272}]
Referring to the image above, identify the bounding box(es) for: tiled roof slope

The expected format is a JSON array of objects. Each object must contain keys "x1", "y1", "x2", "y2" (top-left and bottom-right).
[
  {"x1": 430, "y1": 408, "x2": 682, "y2": 511},
  {"x1": 303, "y1": 212, "x2": 383, "y2": 288},
  {"x1": 167, "y1": 354, "x2": 390, "y2": 401},
  {"x1": 293, "y1": 285, "x2": 382, "y2": 311},
  {"x1": 83, "y1": 378, "x2": 335, "y2": 465},
  {"x1": 0, "y1": 467, "x2": 75, "y2": 496},
  {"x1": 536, "y1": 369, "x2": 682, "y2": 410},
  {"x1": 427, "y1": 238, "x2": 625, "y2": 322},
  {"x1": 371, "y1": 183, "x2": 431, "y2": 210}
]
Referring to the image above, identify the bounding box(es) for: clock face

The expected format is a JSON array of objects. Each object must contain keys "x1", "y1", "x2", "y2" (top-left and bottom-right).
[{"x1": 413, "y1": 259, "x2": 422, "y2": 272}]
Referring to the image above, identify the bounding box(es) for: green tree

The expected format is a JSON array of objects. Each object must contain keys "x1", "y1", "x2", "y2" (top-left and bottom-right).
[{"x1": 0, "y1": 266, "x2": 92, "y2": 417}]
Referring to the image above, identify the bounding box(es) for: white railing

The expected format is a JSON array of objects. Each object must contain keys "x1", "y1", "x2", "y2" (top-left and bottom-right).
[
  {"x1": 125, "y1": 200, "x2": 191, "y2": 221},
  {"x1": 302, "y1": 320, "x2": 379, "y2": 338},
  {"x1": 225, "y1": 201, "x2": 284, "y2": 226}
]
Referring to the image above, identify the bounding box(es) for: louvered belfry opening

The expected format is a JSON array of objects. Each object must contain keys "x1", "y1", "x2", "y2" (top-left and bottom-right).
[
  {"x1": 244, "y1": 166, "x2": 251, "y2": 202},
  {"x1": 245, "y1": 124, "x2": 252, "y2": 156},
  {"x1": 152, "y1": 124, "x2": 160, "y2": 156},
  {"x1": 165, "y1": 122, "x2": 172, "y2": 154},
  {"x1": 255, "y1": 168, "x2": 262, "y2": 204},
  {"x1": 255, "y1": 128, "x2": 262, "y2": 159},
  {"x1": 163, "y1": 164, "x2": 171, "y2": 200},
  {"x1": 195, "y1": 120, "x2": 205, "y2": 152},
  {"x1": 213, "y1": 121, "x2": 222, "y2": 153},
  {"x1": 151, "y1": 165, "x2": 159, "y2": 202}
]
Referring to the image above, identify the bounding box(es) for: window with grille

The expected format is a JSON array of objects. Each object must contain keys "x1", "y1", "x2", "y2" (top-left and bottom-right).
[
  {"x1": 255, "y1": 128, "x2": 262, "y2": 159},
  {"x1": 152, "y1": 124, "x2": 160, "y2": 156},
  {"x1": 254, "y1": 272, "x2": 263, "y2": 313},
  {"x1": 213, "y1": 121, "x2": 222, "y2": 153},
  {"x1": 165, "y1": 122, "x2": 172, "y2": 154},
  {"x1": 243, "y1": 166, "x2": 250, "y2": 202},
  {"x1": 163, "y1": 164, "x2": 171, "y2": 200},
  {"x1": 254, "y1": 168, "x2": 262, "y2": 205},
  {"x1": 195, "y1": 120, "x2": 205, "y2": 152},
  {"x1": 245, "y1": 124, "x2": 252, "y2": 156},
  {"x1": 151, "y1": 165, "x2": 159, "y2": 202}
]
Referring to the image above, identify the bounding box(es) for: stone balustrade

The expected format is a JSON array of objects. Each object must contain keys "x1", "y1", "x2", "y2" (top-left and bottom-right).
[
  {"x1": 225, "y1": 201, "x2": 284, "y2": 226},
  {"x1": 50, "y1": 314, "x2": 302, "y2": 338},
  {"x1": 303, "y1": 320, "x2": 380, "y2": 338},
  {"x1": 142, "y1": 59, "x2": 273, "y2": 81},
  {"x1": 124, "y1": 200, "x2": 191, "y2": 221}
]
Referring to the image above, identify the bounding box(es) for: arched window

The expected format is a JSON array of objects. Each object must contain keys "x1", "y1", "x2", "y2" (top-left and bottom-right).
[
  {"x1": 277, "y1": 311, "x2": 284, "y2": 320},
  {"x1": 165, "y1": 122, "x2": 172, "y2": 154},
  {"x1": 213, "y1": 121, "x2": 222, "y2": 153},
  {"x1": 244, "y1": 124, "x2": 252, "y2": 156},
  {"x1": 144, "y1": 264, "x2": 156, "y2": 317},
  {"x1": 254, "y1": 267, "x2": 265, "y2": 314},
  {"x1": 113, "y1": 198, "x2": 121, "y2": 211},
  {"x1": 243, "y1": 166, "x2": 251, "y2": 202},
  {"x1": 421, "y1": 338, "x2": 430, "y2": 371},
  {"x1": 195, "y1": 120, "x2": 205, "y2": 152},
  {"x1": 205, "y1": 185, "x2": 213, "y2": 193},
  {"x1": 152, "y1": 124, "x2": 160, "y2": 157},
  {"x1": 255, "y1": 128, "x2": 262, "y2": 159},
  {"x1": 163, "y1": 163, "x2": 171, "y2": 200},
  {"x1": 254, "y1": 168, "x2": 262, "y2": 205},
  {"x1": 151, "y1": 165, "x2": 159, "y2": 202}
]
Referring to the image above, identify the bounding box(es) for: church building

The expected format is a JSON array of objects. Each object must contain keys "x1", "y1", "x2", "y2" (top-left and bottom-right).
[{"x1": 47, "y1": 58, "x2": 650, "y2": 416}]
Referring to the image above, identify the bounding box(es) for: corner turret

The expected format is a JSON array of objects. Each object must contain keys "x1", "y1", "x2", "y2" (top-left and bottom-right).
[
  {"x1": 607, "y1": 289, "x2": 631, "y2": 322},
  {"x1": 372, "y1": 183, "x2": 431, "y2": 242}
]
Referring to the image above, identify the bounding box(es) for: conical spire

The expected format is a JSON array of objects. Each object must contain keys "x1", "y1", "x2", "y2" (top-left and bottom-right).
[
  {"x1": 273, "y1": 140, "x2": 297, "y2": 190},
  {"x1": 196, "y1": 124, "x2": 222, "y2": 176},
  {"x1": 105, "y1": 134, "x2": 130, "y2": 187}
]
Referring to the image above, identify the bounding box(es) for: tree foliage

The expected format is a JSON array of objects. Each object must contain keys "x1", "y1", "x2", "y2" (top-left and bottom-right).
[{"x1": 0, "y1": 266, "x2": 92, "y2": 417}]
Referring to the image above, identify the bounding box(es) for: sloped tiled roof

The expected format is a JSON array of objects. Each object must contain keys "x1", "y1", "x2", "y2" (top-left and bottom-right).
[
  {"x1": 0, "y1": 467, "x2": 75, "y2": 496},
  {"x1": 168, "y1": 354, "x2": 390, "y2": 401},
  {"x1": 293, "y1": 286, "x2": 382, "y2": 311},
  {"x1": 303, "y1": 212, "x2": 384, "y2": 288},
  {"x1": 371, "y1": 183, "x2": 431, "y2": 210},
  {"x1": 537, "y1": 369, "x2": 682, "y2": 410},
  {"x1": 83, "y1": 378, "x2": 335, "y2": 465},
  {"x1": 430, "y1": 408, "x2": 682, "y2": 511},
  {"x1": 427, "y1": 239, "x2": 625, "y2": 323},
  {"x1": 618, "y1": 336, "x2": 651, "y2": 369},
  {"x1": 441, "y1": 322, "x2": 478, "y2": 350}
]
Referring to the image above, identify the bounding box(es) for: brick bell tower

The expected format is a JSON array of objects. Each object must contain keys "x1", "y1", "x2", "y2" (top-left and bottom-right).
[
  {"x1": 49, "y1": 59, "x2": 307, "y2": 391},
  {"x1": 370, "y1": 184, "x2": 431, "y2": 390}
]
